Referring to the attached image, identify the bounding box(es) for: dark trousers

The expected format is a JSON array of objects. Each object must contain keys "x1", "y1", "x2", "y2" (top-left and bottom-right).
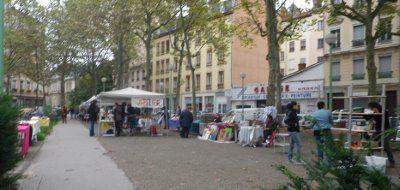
[
  {"x1": 383, "y1": 136, "x2": 395, "y2": 164},
  {"x1": 89, "y1": 120, "x2": 95, "y2": 136},
  {"x1": 180, "y1": 126, "x2": 189, "y2": 138},
  {"x1": 115, "y1": 121, "x2": 123, "y2": 136}
]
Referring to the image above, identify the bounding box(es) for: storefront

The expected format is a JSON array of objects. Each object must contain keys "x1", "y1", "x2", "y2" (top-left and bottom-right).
[{"x1": 181, "y1": 91, "x2": 230, "y2": 114}]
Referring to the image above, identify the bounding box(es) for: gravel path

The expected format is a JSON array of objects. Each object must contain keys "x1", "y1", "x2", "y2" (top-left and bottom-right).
[{"x1": 99, "y1": 129, "x2": 400, "y2": 190}]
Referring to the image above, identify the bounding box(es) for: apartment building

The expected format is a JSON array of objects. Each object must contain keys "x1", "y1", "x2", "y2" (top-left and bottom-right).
[
  {"x1": 151, "y1": 0, "x2": 268, "y2": 113},
  {"x1": 127, "y1": 62, "x2": 147, "y2": 90},
  {"x1": 5, "y1": 74, "x2": 45, "y2": 107},
  {"x1": 48, "y1": 76, "x2": 76, "y2": 107},
  {"x1": 280, "y1": 13, "x2": 325, "y2": 75},
  {"x1": 323, "y1": 0, "x2": 400, "y2": 113}
]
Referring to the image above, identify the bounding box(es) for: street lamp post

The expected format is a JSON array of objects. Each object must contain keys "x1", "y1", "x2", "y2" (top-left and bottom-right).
[
  {"x1": 240, "y1": 72, "x2": 246, "y2": 121},
  {"x1": 168, "y1": 64, "x2": 175, "y2": 113},
  {"x1": 0, "y1": 1, "x2": 4, "y2": 94},
  {"x1": 324, "y1": 33, "x2": 338, "y2": 111},
  {"x1": 101, "y1": 77, "x2": 107, "y2": 92}
]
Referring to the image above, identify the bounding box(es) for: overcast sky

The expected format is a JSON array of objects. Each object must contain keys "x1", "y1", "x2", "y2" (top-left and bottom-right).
[{"x1": 37, "y1": 0, "x2": 313, "y2": 9}]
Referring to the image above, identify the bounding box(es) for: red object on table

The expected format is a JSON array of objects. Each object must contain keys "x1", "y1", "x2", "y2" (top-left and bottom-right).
[{"x1": 18, "y1": 124, "x2": 30, "y2": 157}]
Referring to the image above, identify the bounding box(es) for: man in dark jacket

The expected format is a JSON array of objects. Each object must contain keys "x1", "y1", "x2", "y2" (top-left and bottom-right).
[
  {"x1": 179, "y1": 105, "x2": 193, "y2": 138},
  {"x1": 285, "y1": 101, "x2": 304, "y2": 164},
  {"x1": 88, "y1": 100, "x2": 99, "y2": 137},
  {"x1": 114, "y1": 103, "x2": 124, "y2": 137}
]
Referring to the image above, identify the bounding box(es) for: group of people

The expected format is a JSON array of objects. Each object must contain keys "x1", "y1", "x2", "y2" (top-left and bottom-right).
[
  {"x1": 60, "y1": 106, "x2": 77, "y2": 124},
  {"x1": 283, "y1": 100, "x2": 395, "y2": 167},
  {"x1": 113, "y1": 102, "x2": 142, "y2": 137}
]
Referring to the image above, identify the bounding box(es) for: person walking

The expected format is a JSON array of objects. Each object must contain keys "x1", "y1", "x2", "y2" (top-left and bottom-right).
[
  {"x1": 175, "y1": 105, "x2": 182, "y2": 116},
  {"x1": 365, "y1": 101, "x2": 395, "y2": 168},
  {"x1": 88, "y1": 100, "x2": 99, "y2": 137},
  {"x1": 61, "y1": 106, "x2": 67, "y2": 124},
  {"x1": 284, "y1": 101, "x2": 304, "y2": 164},
  {"x1": 311, "y1": 101, "x2": 333, "y2": 161},
  {"x1": 114, "y1": 103, "x2": 124, "y2": 137},
  {"x1": 179, "y1": 105, "x2": 193, "y2": 138},
  {"x1": 70, "y1": 107, "x2": 75, "y2": 119},
  {"x1": 162, "y1": 106, "x2": 170, "y2": 129}
]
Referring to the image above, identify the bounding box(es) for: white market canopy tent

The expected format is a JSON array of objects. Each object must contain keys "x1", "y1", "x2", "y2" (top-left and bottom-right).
[
  {"x1": 80, "y1": 95, "x2": 98, "y2": 109},
  {"x1": 97, "y1": 87, "x2": 165, "y2": 108}
]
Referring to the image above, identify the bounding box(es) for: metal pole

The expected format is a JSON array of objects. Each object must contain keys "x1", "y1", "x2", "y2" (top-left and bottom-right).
[
  {"x1": 0, "y1": 0, "x2": 4, "y2": 94},
  {"x1": 241, "y1": 77, "x2": 244, "y2": 121},
  {"x1": 328, "y1": 46, "x2": 333, "y2": 111},
  {"x1": 102, "y1": 82, "x2": 105, "y2": 92},
  {"x1": 169, "y1": 70, "x2": 173, "y2": 113}
]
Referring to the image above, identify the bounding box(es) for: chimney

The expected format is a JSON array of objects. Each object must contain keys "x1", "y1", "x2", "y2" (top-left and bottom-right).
[{"x1": 298, "y1": 63, "x2": 306, "y2": 71}]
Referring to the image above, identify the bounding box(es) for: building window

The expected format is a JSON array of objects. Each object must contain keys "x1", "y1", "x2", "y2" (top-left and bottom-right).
[
  {"x1": 186, "y1": 57, "x2": 191, "y2": 70},
  {"x1": 156, "y1": 61, "x2": 160, "y2": 74},
  {"x1": 20, "y1": 80, "x2": 24, "y2": 91},
  {"x1": 207, "y1": 49, "x2": 212, "y2": 66},
  {"x1": 142, "y1": 70, "x2": 146, "y2": 80},
  {"x1": 289, "y1": 41, "x2": 295, "y2": 52},
  {"x1": 173, "y1": 77, "x2": 178, "y2": 90},
  {"x1": 196, "y1": 53, "x2": 201, "y2": 68},
  {"x1": 161, "y1": 60, "x2": 165, "y2": 74},
  {"x1": 300, "y1": 39, "x2": 306, "y2": 50},
  {"x1": 12, "y1": 80, "x2": 16, "y2": 89},
  {"x1": 317, "y1": 38, "x2": 324, "y2": 49},
  {"x1": 332, "y1": 61, "x2": 341, "y2": 81},
  {"x1": 156, "y1": 43, "x2": 160, "y2": 56},
  {"x1": 26, "y1": 81, "x2": 30, "y2": 91},
  {"x1": 166, "y1": 40, "x2": 170, "y2": 53},
  {"x1": 300, "y1": 58, "x2": 306, "y2": 64},
  {"x1": 185, "y1": 75, "x2": 190, "y2": 91},
  {"x1": 317, "y1": 20, "x2": 324, "y2": 31},
  {"x1": 317, "y1": 56, "x2": 324, "y2": 63},
  {"x1": 330, "y1": 29, "x2": 341, "y2": 49},
  {"x1": 378, "y1": 55, "x2": 392, "y2": 78},
  {"x1": 142, "y1": 85, "x2": 145, "y2": 89},
  {"x1": 352, "y1": 58, "x2": 365, "y2": 80},
  {"x1": 166, "y1": 59, "x2": 170, "y2": 72},
  {"x1": 206, "y1": 73, "x2": 212, "y2": 90},
  {"x1": 165, "y1": 78, "x2": 170, "y2": 92},
  {"x1": 379, "y1": 18, "x2": 392, "y2": 42},
  {"x1": 196, "y1": 74, "x2": 200, "y2": 91},
  {"x1": 352, "y1": 25, "x2": 365, "y2": 47},
  {"x1": 280, "y1": 69, "x2": 285, "y2": 76},
  {"x1": 131, "y1": 72, "x2": 135, "y2": 82},
  {"x1": 161, "y1": 41, "x2": 165, "y2": 55},
  {"x1": 205, "y1": 96, "x2": 214, "y2": 113},
  {"x1": 218, "y1": 71, "x2": 224, "y2": 89},
  {"x1": 136, "y1": 70, "x2": 140, "y2": 81},
  {"x1": 156, "y1": 79, "x2": 159, "y2": 92},
  {"x1": 217, "y1": 51, "x2": 225, "y2": 64},
  {"x1": 280, "y1": 51, "x2": 284, "y2": 61}
]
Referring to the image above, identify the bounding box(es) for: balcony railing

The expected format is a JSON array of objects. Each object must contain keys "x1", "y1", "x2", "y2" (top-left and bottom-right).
[
  {"x1": 206, "y1": 61, "x2": 212, "y2": 66},
  {"x1": 217, "y1": 83, "x2": 224, "y2": 89},
  {"x1": 378, "y1": 71, "x2": 392, "y2": 79},
  {"x1": 352, "y1": 39, "x2": 364, "y2": 47},
  {"x1": 332, "y1": 75, "x2": 341, "y2": 81},
  {"x1": 352, "y1": 73, "x2": 365, "y2": 80}
]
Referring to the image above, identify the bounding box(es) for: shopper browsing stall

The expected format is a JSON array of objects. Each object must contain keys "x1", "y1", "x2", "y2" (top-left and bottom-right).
[
  {"x1": 114, "y1": 103, "x2": 124, "y2": 137},
  {"x1": 88, "y1": 100, "x2": 99, "y2": 137},
  {"x1": 179, "y1": 105, "x2": 193, "y2": 138},
  {"x1": 285, "y1": 101, "x2": 304, "y2": 164},
  {"x1": 365, "y1": 101, "x2": 395, "y2": 168},
  {"x1": 311, "y1": 101, "x2": 333, "y2": 161}
]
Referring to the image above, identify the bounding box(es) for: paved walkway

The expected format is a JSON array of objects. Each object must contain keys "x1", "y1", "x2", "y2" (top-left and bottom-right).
[{"x1": 19, "y1": 120, "x2": 135, "y2": 190}]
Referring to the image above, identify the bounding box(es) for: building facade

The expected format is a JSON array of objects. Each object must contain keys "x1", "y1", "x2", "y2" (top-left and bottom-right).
[
  {"x1": 5, "y1": 74, "x2": 45, "y2": 107},
  {"x1": 280, "y1": 13, "x2": 325, "y2": 75},
  {"x1": 48, "y1": 77, "x2": 76, "y2": 107},
  {"x1": 323, "y1": 0, "x2": 400, "y2": 113},
  {"x1": 151, "y1": 1, "x2": 269, "y2": 114}
]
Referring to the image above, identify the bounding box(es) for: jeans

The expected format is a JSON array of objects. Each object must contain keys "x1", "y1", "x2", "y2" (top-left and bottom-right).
[
  {"x1": 180, "y1": 126, "x2": 189, "y2": 138},
  {"x1": 288, "y1": 132, "x2": 301, "y2": 161},
  {"x1": 89, "y1": 120, "x2": 95, "y2": 136}
]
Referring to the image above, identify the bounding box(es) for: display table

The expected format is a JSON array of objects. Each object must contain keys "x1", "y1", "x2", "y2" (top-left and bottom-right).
[
  {"x1": 238, "y1": 125, "x2": 264, "y2": 147},
  {"x1": 99, "y1": 120, "x2": 115, "y2": 137},
  {"x1": 18, "y1": 124, "x2": 30, "y2": 157},
  {"x1": 20, "y1": 120, "x2": 40, "y2": 144},
  {"x1": 31, "y1": 116, "x2": 50, "y2": 127},
  {"x1": 168, "y1": 119, "x2": 180, "y2": 129}
]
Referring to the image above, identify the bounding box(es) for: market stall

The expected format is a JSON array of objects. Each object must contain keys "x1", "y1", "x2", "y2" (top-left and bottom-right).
[{"x1": 96, "y1": 87, "x2": 165, "y2": 136}]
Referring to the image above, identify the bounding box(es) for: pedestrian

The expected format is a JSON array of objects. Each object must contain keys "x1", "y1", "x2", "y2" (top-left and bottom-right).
[
  {"x1": 264, "y1": 114, "x2": 278, "y2": 143},
  {"x1": 311, "y1": 101, "x2": 333, "y2": 162},
  {"x1": 70, "y1": 107, "x2": 75, "y2": 119},
  {"x1": 179, "y1": 105, "x2": 193, "y2": 138},
  {"x1": 162, "y1": 106, "x2": 170, "y2": 129},
  {"x1": 114, "y1": 103, "x2": 124, "y2": 137},
  {"x1": 365, "y1": 101, "x2": 395, "y2": 168},
  {"x1": 284, "y1": 101, "x2": 304, "y2": 164},
  {"x1": 88, "y1": 100, "x2": 99, "y2": 137},
  {"x1": 61, "y1": 106, "x2": 67, "y2": 123},
  {"x1": 175, "y1": 105, "x2": 182, "y2": 116}
]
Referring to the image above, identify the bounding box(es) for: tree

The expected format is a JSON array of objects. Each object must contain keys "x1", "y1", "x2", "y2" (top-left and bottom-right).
[
  {"x1": 325, "y1": 0, "x2": 400, "y2": 95},
  {"x1": 169, "y1": 0, "x2": 232, "y2": 116},
  {"x1": 238, "y1": 0, "x2": 308, "y2": 112},
  {"x1": 131, "y1": 0, "x2": 176, "y2": 91}
]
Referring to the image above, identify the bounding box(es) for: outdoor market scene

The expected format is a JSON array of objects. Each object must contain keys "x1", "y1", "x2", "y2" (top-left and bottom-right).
[{"x1": 1, "y1": 0, "x2": 400, "y2": 190}]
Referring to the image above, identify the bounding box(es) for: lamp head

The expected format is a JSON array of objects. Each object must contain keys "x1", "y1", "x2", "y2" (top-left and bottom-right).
[{"x1": 324, "y1": 33, "x2": 337, "y2": 45}]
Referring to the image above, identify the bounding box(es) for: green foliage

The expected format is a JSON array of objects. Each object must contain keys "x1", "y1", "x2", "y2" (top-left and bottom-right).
[
  {"x1": 40, "y1": 126, "x2": 51, "y2": 135},
  {"x1": 37, "y1": 132, "x2": 46, "y2": 141},
  {"x1": 0, "y1": 95, "x2": 21, "y2": 188},
  {"x1": 277, "y1": 134, "x2": 400, "y2": 189}
]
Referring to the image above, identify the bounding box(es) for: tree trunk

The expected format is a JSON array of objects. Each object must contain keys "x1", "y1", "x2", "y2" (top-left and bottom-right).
[
  {"x1": 265, "y1": 0, "x2": 280, "y2": 107},
  {"x1": 144, "y1": 13, "x2": 153, "y2": 91},
  {"x1": 175, "y1": 41, "x2": 185, "y2": 108},
  {"x1": 35, "y1": 49, "x2": 40, "y2": 106},
  {"x1": 60, "y1": 71, "x2": 66, "y2": 106},
  {"x1": 42, "y1": 84, "x2": 46, "y2": 106},
  {"x1": 116, "y1": 34, "x2": 125, "y2": 89},
  {"x1": 275, "y1": 72, "x2": 282, "y2": 113},
  {"x1": 365, "y1": 23, "x2": 377, "y2": 96},
  {"x1": 6, "y1": 74, "x2": 11, "y2": 95},
  {"x1": 183, "y1": 29, "x2": 197, "y2": 119}
]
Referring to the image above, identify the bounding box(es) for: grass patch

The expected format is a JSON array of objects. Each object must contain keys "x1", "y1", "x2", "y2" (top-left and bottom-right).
[{"x1": 37, "y1": 132, "x2": 46, "y2": 141}]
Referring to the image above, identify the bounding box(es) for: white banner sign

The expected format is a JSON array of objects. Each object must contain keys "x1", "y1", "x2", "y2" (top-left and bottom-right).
[{"x1": 131, "y1": 98, "x2": 164, "y2": 108}]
